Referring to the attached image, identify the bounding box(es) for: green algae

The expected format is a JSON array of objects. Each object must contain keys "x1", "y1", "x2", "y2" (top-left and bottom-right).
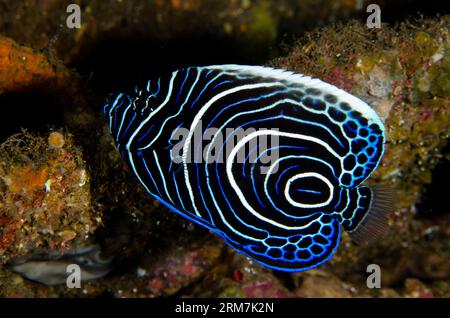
[
  {"x1": 246, "y1": 1, "x2": 278, "y2": 47},
  {"x1": 272, "y1": 17, "x2": 450, "y2": 297}
]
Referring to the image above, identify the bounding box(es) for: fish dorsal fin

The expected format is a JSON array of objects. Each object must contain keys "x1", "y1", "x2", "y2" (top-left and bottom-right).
[{"x1": 205, "y1": 64, "x2": 384, "y2": 131}]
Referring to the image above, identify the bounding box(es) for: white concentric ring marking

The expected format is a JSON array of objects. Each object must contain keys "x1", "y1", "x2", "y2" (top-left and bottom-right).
[
  {"x1": 262, "y1": 154, "x2": 337, "y2": 218},
  {"x1": 226, "y1": 130, "x2": 339, "y2": 230},
  {"x1": 284, "y1": 172, "x2": 333, "y2": 208}
]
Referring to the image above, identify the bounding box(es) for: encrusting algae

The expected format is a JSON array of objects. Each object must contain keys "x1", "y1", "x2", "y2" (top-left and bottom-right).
[
  {"x1": 0, "y1": 130, "x2": 101, "y2": 263},
  {"x1": 272, "y1": 18, "x2": 450, "y2": 296},
  {"x1": 0, "y1": 36, "x2": 69, "y2": 94}
]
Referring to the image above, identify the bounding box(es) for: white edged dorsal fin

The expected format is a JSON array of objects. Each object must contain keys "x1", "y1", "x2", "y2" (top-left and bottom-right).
[{"x1": 205, "y1": 64, "x2": 384, "y2": 131}]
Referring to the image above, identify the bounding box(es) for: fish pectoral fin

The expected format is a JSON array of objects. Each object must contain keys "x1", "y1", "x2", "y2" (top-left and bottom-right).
[{"x1": 339, "y1": 185, "x2": 394, "y2": 244}]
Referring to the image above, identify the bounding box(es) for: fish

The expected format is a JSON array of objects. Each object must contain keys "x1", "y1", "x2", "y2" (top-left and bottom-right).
[
  {"x1": 7, "y1": 244, "x2": 114, "y2": 285},
  {"x1": 103, "y1": 64, "x2": 392, "y2": 272}
]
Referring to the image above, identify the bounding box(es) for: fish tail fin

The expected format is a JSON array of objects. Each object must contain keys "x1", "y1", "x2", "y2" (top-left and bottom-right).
[{"x1": 339, "y1": 185, "x2": 394, "y2": 244}]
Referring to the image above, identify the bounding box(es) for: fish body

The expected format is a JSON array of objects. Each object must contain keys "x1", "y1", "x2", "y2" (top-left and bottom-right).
[{"x1": 104, "y1": 65, "x2": 390, "y2": 272}]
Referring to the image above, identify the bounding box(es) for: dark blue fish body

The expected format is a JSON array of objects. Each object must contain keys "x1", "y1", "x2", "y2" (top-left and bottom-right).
[
  {"x1": 104, "y1": 65, "x2": 390, "y2": 272},
  {"x1": 8, "y1": 245, "x2": 114, "y2": 285}
]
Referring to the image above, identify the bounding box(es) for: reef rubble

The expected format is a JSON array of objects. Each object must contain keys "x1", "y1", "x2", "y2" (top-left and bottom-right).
[{"x1": 0, "y1": 9, "x2": 448, "y2": 297}]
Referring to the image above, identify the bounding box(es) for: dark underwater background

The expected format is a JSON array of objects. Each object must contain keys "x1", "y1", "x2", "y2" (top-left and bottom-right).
[{"x1": 0, "y1": 0, "x2": 449, "y2": 298}]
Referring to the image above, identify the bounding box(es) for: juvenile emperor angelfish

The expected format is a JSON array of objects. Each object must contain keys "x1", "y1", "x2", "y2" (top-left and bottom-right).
[{"x1": 104, "y1": 65, "x2": 392, "y2": 272}]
